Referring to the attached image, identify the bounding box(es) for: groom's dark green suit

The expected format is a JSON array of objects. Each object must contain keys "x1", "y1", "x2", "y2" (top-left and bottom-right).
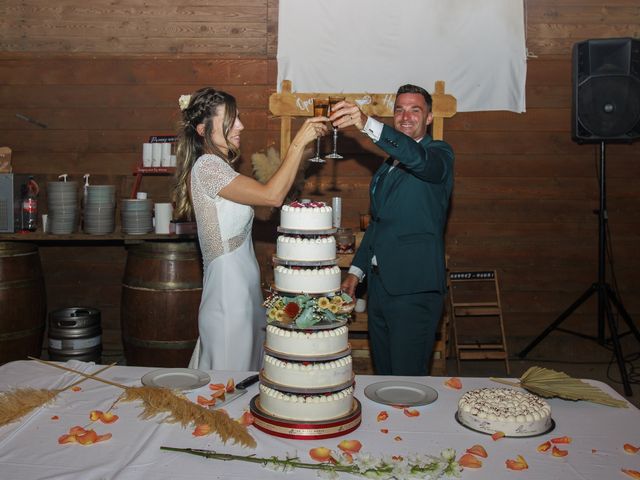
[{"x1": 352, "y1": 124, "x2": 454, "y2": 375}]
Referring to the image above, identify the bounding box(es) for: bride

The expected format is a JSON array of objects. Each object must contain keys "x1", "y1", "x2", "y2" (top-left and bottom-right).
[{"x1": 173, "y1": 87, "x2": 327, "y2": 371}]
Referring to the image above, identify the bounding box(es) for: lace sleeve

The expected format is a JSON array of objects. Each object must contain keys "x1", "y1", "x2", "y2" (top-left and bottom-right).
[{"x1": 192, "y1": 154, "x2": 239, "y2": 198}]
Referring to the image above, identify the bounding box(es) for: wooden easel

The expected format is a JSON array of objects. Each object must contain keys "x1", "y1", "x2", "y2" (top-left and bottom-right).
[{"x1": 268, "y1": 80, "x2": 457, "y2": 159}]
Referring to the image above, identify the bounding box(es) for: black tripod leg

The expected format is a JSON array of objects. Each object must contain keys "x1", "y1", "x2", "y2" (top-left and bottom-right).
[
  {"x1": 518, "y1": 285, "x2": 597, "y2": 358},
  {"x1": 603, "y1": 295, "x2": 633, "y2": 396},
  {"x1": 606, "y1": 285, "x2": 640, "y2": 343}
]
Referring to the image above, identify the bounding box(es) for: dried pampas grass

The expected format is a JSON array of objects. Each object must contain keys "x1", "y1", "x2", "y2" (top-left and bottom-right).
[
  {"x1": 123, "y1": 387, "x2": 255, "y2": 448},
  {"x1": 28, "y1": 358, "x2": 256, "y2": 448},
  {"x1": 0, "y1": 388, "x2": 60, "y2": 426}
]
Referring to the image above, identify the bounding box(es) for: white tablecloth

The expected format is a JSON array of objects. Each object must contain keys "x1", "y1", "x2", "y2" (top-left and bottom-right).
[{"x1": 1, "y1": 360, "x2": 639, "y2": 479}]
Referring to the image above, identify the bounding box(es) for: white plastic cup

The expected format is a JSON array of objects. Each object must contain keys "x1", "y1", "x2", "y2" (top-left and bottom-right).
[
  {"x1": 154, "y1": 203, "x2": 173, "y2": 234},
  {"x1": 169, "y1": 154, "x2": 177, "y2": 167},
  {"x1": 136, "y1": 192, "x2": 148, "y2": 200},
  {"x1": 151, "y1": 143, "x2": 162, "y2": 167},
  {"x1": 355, "y1": 298, "x2": 367, "y2": 313},
  {"x1": 142, "y1": 143, "x2": 153, "y2": 167},
  {"x1": 161, "y1": 143, "x2": 172, "y2": 167},
  {"x1": 41, "y1": 214, "x2": 48, "y2": 233}
]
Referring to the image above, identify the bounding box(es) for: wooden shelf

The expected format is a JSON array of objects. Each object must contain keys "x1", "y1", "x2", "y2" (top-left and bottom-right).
[{"x1": 0, "y1": 229, "x2": 195, "y2": 244}]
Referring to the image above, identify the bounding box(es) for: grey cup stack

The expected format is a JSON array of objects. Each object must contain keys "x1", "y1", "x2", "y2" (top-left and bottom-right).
[
  {"x1": 47, "y1": 181, "x2": 79, "y2": 234},
  {"x1": 83, "y1": 185, "x2": 116, "y2": 235},
  {"x1": 121, "y1": 199, "x2": 153, "y2": 234}
]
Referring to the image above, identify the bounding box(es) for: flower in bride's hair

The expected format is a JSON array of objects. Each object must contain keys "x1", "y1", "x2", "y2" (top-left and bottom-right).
[{"x1": 178, "y1": 95, "x2": 191, "y2": 111}]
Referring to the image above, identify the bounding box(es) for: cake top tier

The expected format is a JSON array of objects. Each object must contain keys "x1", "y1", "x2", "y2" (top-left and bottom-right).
[{"x1": 285, "y1": 200, "x2": 329, "y2": 209}]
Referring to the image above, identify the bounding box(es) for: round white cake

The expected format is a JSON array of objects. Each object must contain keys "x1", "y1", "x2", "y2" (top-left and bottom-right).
[
  {"x1": 265, "y1": 324, "x2": 348, "y2": 356},
  {"x1": 457, "y1": 388, "x2": 552, "y2": 437},
  {"x1": 274, "y1": 265, "x2": 341, "y2": 293},
  {"x1": 259, "y1": 384, "x2": 354, "y2": 421},
  {"x1": 277, "y1": 235, "x2": 336, "y2": 262},
  {"x1": 280, "y1": 202, "x2": 333, "y2": 231},
  {"x1": 263, "y1": 354, "x2": 352, "y2": 388}
]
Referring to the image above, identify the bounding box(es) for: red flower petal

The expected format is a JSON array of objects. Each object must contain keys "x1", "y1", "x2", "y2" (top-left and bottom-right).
[
  {"x1": 459, "y1": 453, "x2": 483, "y2": 468},
  {"x1": 283, "y1": 302, "x2": 300, "y2": 318},
  {"x1": 50, "y1": 415, "x2": 59, "y2": 421},
  {"x1": 444, "y1": 377, "x2": 462, "y2": 390},
  {"x1": 466, "y1": 444, "x2": 488, "y2": 458},
  {"x1": 403, "y1": 408, "x2": 420, "y2": 417},
  {"x1": 551, "y1": 435, "x2": 572, "y2": 444},
  {"x1": 491, "y1": 431, "x2": 505, "y2": 441},
  {"x1": 338, "y1": 439, "x2": 362, "y2": 454},
  {"x1": 380, "y1": 428, "x2": 389, "y2": 434},
  {"x1": 624, "y1": 443, "x2": 640, "y2": 454},
  {"x1": 537, "y1": 441, "x2": 552, "y2": 453},
  {"x1": 552, "y1": 446, "x2": 568, "y2": 457},
  {"x1": 376, "y1": 411, "x2": 389, "y2": 422}
]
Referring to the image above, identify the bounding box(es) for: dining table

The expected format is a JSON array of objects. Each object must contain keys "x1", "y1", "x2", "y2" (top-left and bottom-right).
[{"x1": 0, "y1": 359, "x2": 639, "y2": 479}]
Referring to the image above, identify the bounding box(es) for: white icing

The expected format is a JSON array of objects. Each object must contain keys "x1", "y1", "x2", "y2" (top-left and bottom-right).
[
  {"x1": 457, "y1": 388, "x2": 552, "y2": 436},
  {"x1": 274, "y1": 265, "x2": 341, "y2": 293},
  {"x1": 276, "y1": 235, "x2": 336, "y2": 261},
  {"x1": 265, "y1": 324, "x2": 348, "y2": 356},
  {"x1": 280, "y1": 204, "x2": 333, "y2": 230},
  {"x1": 259, "y1": 384, "x2": 354, "y2": 421},
  {"x1": 263, "y1": 354, "x2": 352, "y2": 388}
]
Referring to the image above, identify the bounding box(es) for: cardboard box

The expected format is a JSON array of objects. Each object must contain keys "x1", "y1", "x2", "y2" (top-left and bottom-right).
[{"x1": 0, "y1": 147, "x2": 11, "y2": 173}]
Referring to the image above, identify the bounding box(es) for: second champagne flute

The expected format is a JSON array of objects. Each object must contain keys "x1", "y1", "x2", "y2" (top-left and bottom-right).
[
  {"x1": 326, "y1": 96, "x2": 345, "y2": 159},
  {"x1": 309, "y1": 98, "x2": 329, "y2": 163}
]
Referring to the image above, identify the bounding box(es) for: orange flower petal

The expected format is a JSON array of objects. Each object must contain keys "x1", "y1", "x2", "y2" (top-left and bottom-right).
[
  {"x1": 551, "y1": 435, "x2": 572, "y2": 444},
  {"x1": 51, "y1": 415, "x2": 59, "y2": 421},
  {"x1": 196, "y1": 395, "x2": 216, "y2": 407},
  {"x1": 192, "y1": 424, "x2": 211, "y2": 437},
  {"x1": 403, "y1": 408, "x2": 420, "y2": 417},
  {"x1": 338, "y1": 439, "x2": 362, "y2": 454},
  {"x1": 624, "y1": 443, "x2": 640, "y2": 454},
  {"x1": 226, "y1": 378, "x2": 235, "y2": 393},
  {"x1": 459, "y1": 453, "x2": 483, "y2": 468},
  {"x1": 376, "y1": 411, "x2": 389, "y2": 422},
  {"x1": 622, "y1": 469, "x2": 640, "y2": 479},
  {"x1": 341, "y1": 452, "x2": 354, "y2": 464},
  {"x1": 71, "y1": 386, "x2": 81, "y2": 392},
  {"x1": 57, "y1": 434, "x2": 77, "y2": 444},
  {"x1": 491, "y1": 431, "x2": 505, "y2": 441},
  {"x1": 466, "y1": 444, "x2": 488, "y2": 458},
  {"x1": 392, "y1": 455, "x2": 404, "y2": 462},
  {"x1": 444, "y1": 377, "x2": 462, "y2": 390},
  {"x1": 537, "y1": 441, "x2": 552, "y2": 453},
  {"x1": 89, "y1": 410, "x2": 102, "y2": 421},
  {"x1": 236, "y1": 411, "x2": 254, "y2": 426},
  {"x1": 505, "y1": 455, "x2": 528, "y2": 470},
  {"x1": 100, "y1": 412, "x2": 119, "y2": 424},
  {"x1": 211, "y1": 389, "x2": 226, "y2": 400},
  {"x1": 76, "y1": 429, "x2": 99, "y2": 445},
  {"x1": 95, "y1": 432, "x2": 112, "y2": 443},
  {"x1": 209, "y1": 383, "x2": 225, "y2": 391},
  {"x1": 394, "y1": 435, "x2": 402, "y2": 441},
  {"x1": 380, "y1": 428, "x2": 389, "y2": 434},
  {"x1": 69, "y1": 426, "x2": 87, "y2": 436},
  {"x1": 552, "y1": 446, "x2": 568, "y2": 457},
  {"x1": 309, "y1": 447, "x2": 335, "y2": 463},
  {"x1": 592, "y1": 449, "x2": 598, "y2": 454}
]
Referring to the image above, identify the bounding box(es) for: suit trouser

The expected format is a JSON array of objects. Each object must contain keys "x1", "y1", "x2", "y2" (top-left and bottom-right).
[{"x1": 367, "y1": 267, "x2": 444, "y2": 376}]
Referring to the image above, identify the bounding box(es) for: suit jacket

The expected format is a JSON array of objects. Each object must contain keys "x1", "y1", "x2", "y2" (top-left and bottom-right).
[{"x1": 352, "y1": 124, "x2": 454, "y2": 295}]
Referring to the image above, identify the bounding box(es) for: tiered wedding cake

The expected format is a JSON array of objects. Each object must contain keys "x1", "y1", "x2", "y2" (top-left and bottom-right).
[{"x1": 250, "y1": 200, "x2": 361, "y2": 438}]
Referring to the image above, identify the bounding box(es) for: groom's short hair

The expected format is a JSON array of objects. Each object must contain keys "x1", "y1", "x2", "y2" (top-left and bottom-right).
[{"x1": 396, "y1": 84, "x2": 432, "y2": 111}]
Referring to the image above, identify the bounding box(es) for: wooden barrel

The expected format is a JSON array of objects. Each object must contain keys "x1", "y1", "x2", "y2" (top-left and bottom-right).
[
  {"x1": 0, "y1": 242, "x2": 47, "y2": 364},
  {"x1": 121, "y1": 241, "x2": 202, "y2": 367}
]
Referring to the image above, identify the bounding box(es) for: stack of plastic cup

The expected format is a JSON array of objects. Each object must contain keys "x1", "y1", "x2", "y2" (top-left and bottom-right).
[
  {"x1": 121, "y1": 199, "x2": 153, "y2": 234},
  {"x1": 83, "y1": 185, "x2": 116, "y2": 235},
  {"x1": 47, "y1": 181, "x2": 79, "y2": 234}
]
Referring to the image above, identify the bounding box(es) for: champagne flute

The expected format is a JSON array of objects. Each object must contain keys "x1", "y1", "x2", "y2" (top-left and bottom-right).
[
  {"x1": 325, "y1": 96, "x2": 345, "y2": 159},
  {"x1": 309, "y1": 98, "x2": 329, "y2": 163}
]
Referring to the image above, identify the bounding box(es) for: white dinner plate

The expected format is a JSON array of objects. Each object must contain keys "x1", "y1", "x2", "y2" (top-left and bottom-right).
[
  {"x1": 141, "y1": 368, "x2": 210, "y2": 390},
  {"x1": 364, "y1": 381, "x2": 438, "y2": 407}
]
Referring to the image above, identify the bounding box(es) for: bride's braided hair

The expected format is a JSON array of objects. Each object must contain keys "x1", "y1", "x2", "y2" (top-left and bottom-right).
[{"x1": 173, "y1": 87, "x2": 240, "y2": 220}]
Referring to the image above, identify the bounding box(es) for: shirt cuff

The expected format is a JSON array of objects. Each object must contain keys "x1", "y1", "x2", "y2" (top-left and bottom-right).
[
  {"x1": 348, "y1": 265, "x2": 365, "y2": 282},
  {"x1": 361, "y1": 116, "x2": 383, "y2": 142}
]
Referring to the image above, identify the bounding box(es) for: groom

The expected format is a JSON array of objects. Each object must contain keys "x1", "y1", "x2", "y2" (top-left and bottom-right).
[{"x1": 332, "y1": 84, "x2": 454, "y2": 376}]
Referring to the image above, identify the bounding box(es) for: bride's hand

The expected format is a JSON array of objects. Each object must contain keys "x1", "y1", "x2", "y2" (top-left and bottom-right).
[{"x1": 293, "y1": 117, "x2": 329, "y2": 147}]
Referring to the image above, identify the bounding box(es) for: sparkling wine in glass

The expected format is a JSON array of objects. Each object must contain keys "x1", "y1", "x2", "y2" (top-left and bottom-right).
[
  {"x1": 326, "y1": 96, "x2": 345, "y2": 159},
  {"x1": 309, "y1": 99, "x2": 329, "y2": 163}
]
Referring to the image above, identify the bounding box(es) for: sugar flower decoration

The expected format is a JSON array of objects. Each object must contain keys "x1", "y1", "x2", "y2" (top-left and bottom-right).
[{"x1": 178, "y1": 95, "x2": 191, "y2": 111}]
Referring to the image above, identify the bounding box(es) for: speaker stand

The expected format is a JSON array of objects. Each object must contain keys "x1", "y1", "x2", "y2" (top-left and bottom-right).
[{"x1": 518, "y1": 141, "x2": 640, "y2": 396}]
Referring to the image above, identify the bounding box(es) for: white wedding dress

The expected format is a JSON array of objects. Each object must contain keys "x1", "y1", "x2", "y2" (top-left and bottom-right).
[{"x1": 188, "y1": 154, "x2": 265, "y2": 371}]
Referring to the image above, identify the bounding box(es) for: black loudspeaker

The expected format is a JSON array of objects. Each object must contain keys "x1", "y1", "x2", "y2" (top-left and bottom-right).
[{"x1": 572, "y1": 37, "x2": 640, "y2": 143}]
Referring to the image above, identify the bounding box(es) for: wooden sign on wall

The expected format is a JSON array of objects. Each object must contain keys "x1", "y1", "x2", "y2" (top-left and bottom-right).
[{"x1": 269, "y1": 80, "x2": 457, "y2": 158}]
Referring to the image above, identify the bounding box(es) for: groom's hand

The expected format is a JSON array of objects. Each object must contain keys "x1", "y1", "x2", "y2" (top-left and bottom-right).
[{"x1": 341, "y1": 273, "x2": 359, "y2": 301}]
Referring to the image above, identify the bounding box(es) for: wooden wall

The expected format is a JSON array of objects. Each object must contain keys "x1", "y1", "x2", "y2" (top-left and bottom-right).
[{"x1": 0, "y1": 0, "x2": 639, "y2": 364}]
